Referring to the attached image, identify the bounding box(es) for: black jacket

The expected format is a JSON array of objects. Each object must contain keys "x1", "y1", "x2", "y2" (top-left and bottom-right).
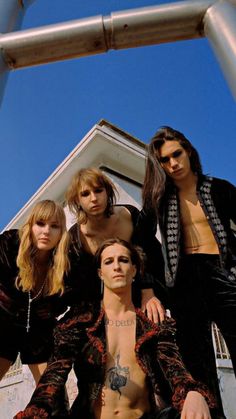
[
  {"x1": 139, "y1": 175, "x2": 236, "y2": 287},
  {"x1": 0, "y1": 229, "x2": 66, "y2": 329}
]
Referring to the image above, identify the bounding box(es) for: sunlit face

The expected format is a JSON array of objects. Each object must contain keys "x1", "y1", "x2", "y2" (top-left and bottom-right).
[
  {"x1": 98, "y1": 244, "x2": 137, "y2": 291},
  {"x1": 158, "y1": 140, "x2": 192, "y2": 182},
  {"x1": 31, "y1": 216, "x2": 62, "y2": 253},
  {"x1": 78, "y1": 182, "x2": 108, "y2": 217}
]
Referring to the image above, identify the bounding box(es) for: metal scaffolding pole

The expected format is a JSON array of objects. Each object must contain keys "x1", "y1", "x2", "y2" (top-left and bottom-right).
[
  {"x1": 0, "y1": 0, "x2": 35, "y2": 103},
  {"x1": 0, "y1": 0, "x2": 214, "y2": 69},
  {"x1": 204, "y1": 0, "x2": 236, "y2": 99},
  {"x1": 0, "y1": 1, "x2": 235, "y2": 101}
]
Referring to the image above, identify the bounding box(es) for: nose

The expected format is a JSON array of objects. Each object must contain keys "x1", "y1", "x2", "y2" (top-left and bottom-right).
[
  {"x1": 42, "y1": 224, "x2": 50, "y2": 234},
  {"x1": 169, "y1": 157, "x2": 178, "y2": 169},
  {"x1": 90, "y1": 191, "x2": 97, "y2": 201},
  {"x1": 113, "y1": 259, "x2": 121, "y2": 270}
]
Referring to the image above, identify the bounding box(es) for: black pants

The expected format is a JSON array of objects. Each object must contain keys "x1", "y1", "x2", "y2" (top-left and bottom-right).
[{"x1": 169, "y1": 254, "x2": 236, "y2": 419}]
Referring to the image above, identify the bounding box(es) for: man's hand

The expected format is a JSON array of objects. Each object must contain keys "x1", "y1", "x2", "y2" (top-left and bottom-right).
[
  {"x1": 181, "y1": 391, "x2": 211, "y2": 419},
  {"x1": 141, "y1": 288, "x2": 165, "y2": 323}
]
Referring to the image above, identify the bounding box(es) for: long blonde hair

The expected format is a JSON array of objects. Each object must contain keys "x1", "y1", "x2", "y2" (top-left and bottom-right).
[
  {"x1": 66, "y1": 167, "x2": 117, "y2": 224},
  {"x1": 16, "y1": 200, "x2": 70, "y2": 296}
]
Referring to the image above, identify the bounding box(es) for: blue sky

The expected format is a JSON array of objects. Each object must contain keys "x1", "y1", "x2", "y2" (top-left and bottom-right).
[{"x1": 0, "y1": 0, "x2": 235, "y2": 230}]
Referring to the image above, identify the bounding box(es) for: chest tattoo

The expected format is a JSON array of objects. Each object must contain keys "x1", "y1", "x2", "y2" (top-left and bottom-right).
[{"x1": 107, "y1": 353, "x2": 130, "y2": 397}]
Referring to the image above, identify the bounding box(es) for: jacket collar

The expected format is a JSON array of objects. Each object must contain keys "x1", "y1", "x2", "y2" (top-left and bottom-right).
[
  {"x1": 163, "y1": 174, "x2": 227, "y2": 286},
  {"x1": 86, "y1": 307, "x2": 159, "y2": 362}
]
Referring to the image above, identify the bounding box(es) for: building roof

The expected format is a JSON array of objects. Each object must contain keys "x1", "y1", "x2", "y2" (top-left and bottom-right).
[{"x1": 5, "y1": 120, "x2": 146, "y2": 229}]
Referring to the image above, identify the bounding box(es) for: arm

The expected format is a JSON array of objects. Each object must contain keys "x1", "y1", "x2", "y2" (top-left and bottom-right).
[
  {"x1": 0, "y1": 229, "x2": 19, "y2": 273},
  {"x1": 156, "y1": 318, "x2": 216, "y2": 413},
  {"x1": 223, "y1": 179, "x2": 236, "y2": 224},
  {"x1": 15, "y1": 358, "x2": 73, "y2": 418},
  {"x1": 141, "y1": 288, "x2": 166, "y2": 323},
  {"x1": 133, "y1": 208, "x2": 167, "y2": 322},
  {"x1": 14, "y1": 309, "x2": 88, "y2": 418}
]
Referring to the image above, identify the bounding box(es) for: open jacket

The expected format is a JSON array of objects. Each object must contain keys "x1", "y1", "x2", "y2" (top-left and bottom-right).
[
  {"x1": 15, "y1": 306, "x2": 215, "y2": 418},
  {"x1": 139, "y1": 175, "x2": 236, "y2": 287}
]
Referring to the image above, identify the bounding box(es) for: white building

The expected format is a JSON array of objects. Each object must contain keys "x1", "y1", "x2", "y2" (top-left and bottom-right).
[{"x1": 0, "y1": 120, "x2": 235, "y2": 418}]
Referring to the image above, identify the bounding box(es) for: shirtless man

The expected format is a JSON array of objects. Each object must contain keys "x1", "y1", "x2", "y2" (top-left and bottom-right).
[
  {"x1": 66, "y1": 167, "x2": 166, "y2": 322},
  {"x1": 141, "y1": 126, "x2": 236, "y2": 418},
  {"x1": 15, "y1": 238, "x2": 215, "y2": 419}
]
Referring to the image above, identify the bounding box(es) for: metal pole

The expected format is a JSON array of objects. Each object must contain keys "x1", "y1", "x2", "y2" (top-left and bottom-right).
[
  {"x1": 204, "y1": 1, "x2": 236, "y2": 99},
  {"x1": 0, "y1": 0, "x2": 214, "y2": 69},
  {"x1": 0, "y1": 0, "x2": 35, "y2": 103}
]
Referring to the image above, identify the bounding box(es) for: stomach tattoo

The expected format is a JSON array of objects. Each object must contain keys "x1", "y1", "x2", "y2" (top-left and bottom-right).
[{"x1": 107, "y1": 353, "x2": 130, "y2": 397}]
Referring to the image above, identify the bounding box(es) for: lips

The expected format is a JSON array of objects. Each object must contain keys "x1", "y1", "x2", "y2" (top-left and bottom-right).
[
  {"x1": 90, "y1": 205, "x2": 100, "y2": 210},
  {"x1": 39, "y1": 238, "x2": 50, "y2": 243},
  {"x1": 172, "y1": 169, "x2": 183, "y2": 175}
]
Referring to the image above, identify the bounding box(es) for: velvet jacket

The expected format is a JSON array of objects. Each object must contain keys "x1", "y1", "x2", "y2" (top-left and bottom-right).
[
  {"x1": 140, "y1": 175, "x2": 236, "y2": 287},
  {"x1": 0, "y1": 229, "x2": 66, "y2": 330},
  {"x1": 15, "y1": 306, "x2": 215, "y2": 418}
]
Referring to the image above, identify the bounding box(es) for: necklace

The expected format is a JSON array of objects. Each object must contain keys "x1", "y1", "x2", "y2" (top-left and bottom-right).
[{"x1": 26, "y1": 279, "x2": 46, "y2": 332}]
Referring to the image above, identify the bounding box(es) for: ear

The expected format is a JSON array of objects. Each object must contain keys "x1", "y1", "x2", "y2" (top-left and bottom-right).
[
  {"x1": 132, "y1": 265, "x2": 137, "y2": 279},
  {"x1": 98, "y1": 268, "x2": 103, "y2": 281}
]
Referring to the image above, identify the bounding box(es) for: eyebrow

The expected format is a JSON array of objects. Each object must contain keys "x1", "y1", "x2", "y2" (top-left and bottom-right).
[{"x1": 159, "y1": 149, "x2": 183, "y2": 162}]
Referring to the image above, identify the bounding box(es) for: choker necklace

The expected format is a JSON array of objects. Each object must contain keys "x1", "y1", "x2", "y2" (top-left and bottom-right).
[{"x1": 26, "y1": 279, "x2": 46, "y2": 332}]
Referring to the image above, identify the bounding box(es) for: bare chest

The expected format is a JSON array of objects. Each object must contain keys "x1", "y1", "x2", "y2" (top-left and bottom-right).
[
  {"x1": 179, "y1": 193, "x2": 218, "y2": 253},
  {"x1": 179, "y1": 195, "x2": 207, "y2": 226},
  {"x1": 106, "y1": 321, "x2": 136, "y2": 362},
  {"x1": 104, "y1": 323, "x2": 147, "y2": 398},
  {"x1": 81, "y1": 217, "x2": 133, "y2": 255}
]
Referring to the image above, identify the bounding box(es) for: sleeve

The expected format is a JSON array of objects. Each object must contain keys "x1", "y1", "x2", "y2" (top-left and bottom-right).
[
  {"x1": 223, "y1": 179, "x2": 236, "y2": 224},
  {"x1": 156, "y1": 318, "x2": 216, "y2": 412},
  {"x1": 0, "y1": 229, "x2": 19, "y2": 272},
  {"x1": 14, "y1": 358, "x2": 73, "y2": 418},
  {"x1": 14, "y1": 311, "x2": 88, "y2": 418},
  {"x1": 134, "y1": 208, "x2": 167, "y2": 304}
]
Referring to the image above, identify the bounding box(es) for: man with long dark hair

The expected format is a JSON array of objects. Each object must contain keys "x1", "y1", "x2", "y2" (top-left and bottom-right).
[{"x1": 141, "y1": 126, "x2": 236, "y2": 418}]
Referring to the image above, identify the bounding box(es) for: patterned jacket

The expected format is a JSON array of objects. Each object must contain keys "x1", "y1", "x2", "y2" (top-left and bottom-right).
[
  {"x1": 140, "y1": 175, "x2": 236, "y2": 287},
  {"x1": 15, "y1": 306, "x2": 215, "y2": 418}
]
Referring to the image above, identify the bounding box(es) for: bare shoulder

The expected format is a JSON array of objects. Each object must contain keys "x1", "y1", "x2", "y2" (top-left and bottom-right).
[
  {"x1": 112, "y1": 206, "x2": 135, "y2": 241},
  {"x1": 113, "y1": 205, "x2": 133, "y2": 222}
]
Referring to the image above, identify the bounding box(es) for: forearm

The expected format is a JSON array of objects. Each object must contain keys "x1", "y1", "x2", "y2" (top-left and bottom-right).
[
  {"x1": 14, "y1": 359, "x2": 72, "y2": 418},
  {"x1": 157, "y1": 319, "x2": 216, "y2": 412}
]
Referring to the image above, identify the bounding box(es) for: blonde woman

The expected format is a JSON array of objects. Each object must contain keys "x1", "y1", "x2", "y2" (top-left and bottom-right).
[{"x1": 0, "y1": 200, "x2": 69, "y2": 385}]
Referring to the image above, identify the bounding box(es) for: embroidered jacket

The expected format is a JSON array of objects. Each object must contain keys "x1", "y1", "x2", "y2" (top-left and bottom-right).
[
  {"x1": 15, "y1": 306, "x2": 215, "y2": 418},
  {"x1": 0, "y1": 229, "x2": 67, "y2": 329},
  {"x1": 140, "y1": 175, "x2": 236, "y2": 287}
]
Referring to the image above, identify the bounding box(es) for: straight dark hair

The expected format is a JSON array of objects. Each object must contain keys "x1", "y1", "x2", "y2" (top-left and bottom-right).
[{"x1": 142, "y1": 126, "x2": 202, "y2": 213}]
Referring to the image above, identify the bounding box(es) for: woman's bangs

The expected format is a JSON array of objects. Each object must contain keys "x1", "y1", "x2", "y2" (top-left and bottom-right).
[{"x1": 33, "y1": 202, "x2": 60, "y2": 224}]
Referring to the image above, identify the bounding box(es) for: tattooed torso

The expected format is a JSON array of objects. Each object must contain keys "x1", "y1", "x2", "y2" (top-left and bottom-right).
[{"x1": 94, "y1": 312, "x2": 150, "y2": 419}]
